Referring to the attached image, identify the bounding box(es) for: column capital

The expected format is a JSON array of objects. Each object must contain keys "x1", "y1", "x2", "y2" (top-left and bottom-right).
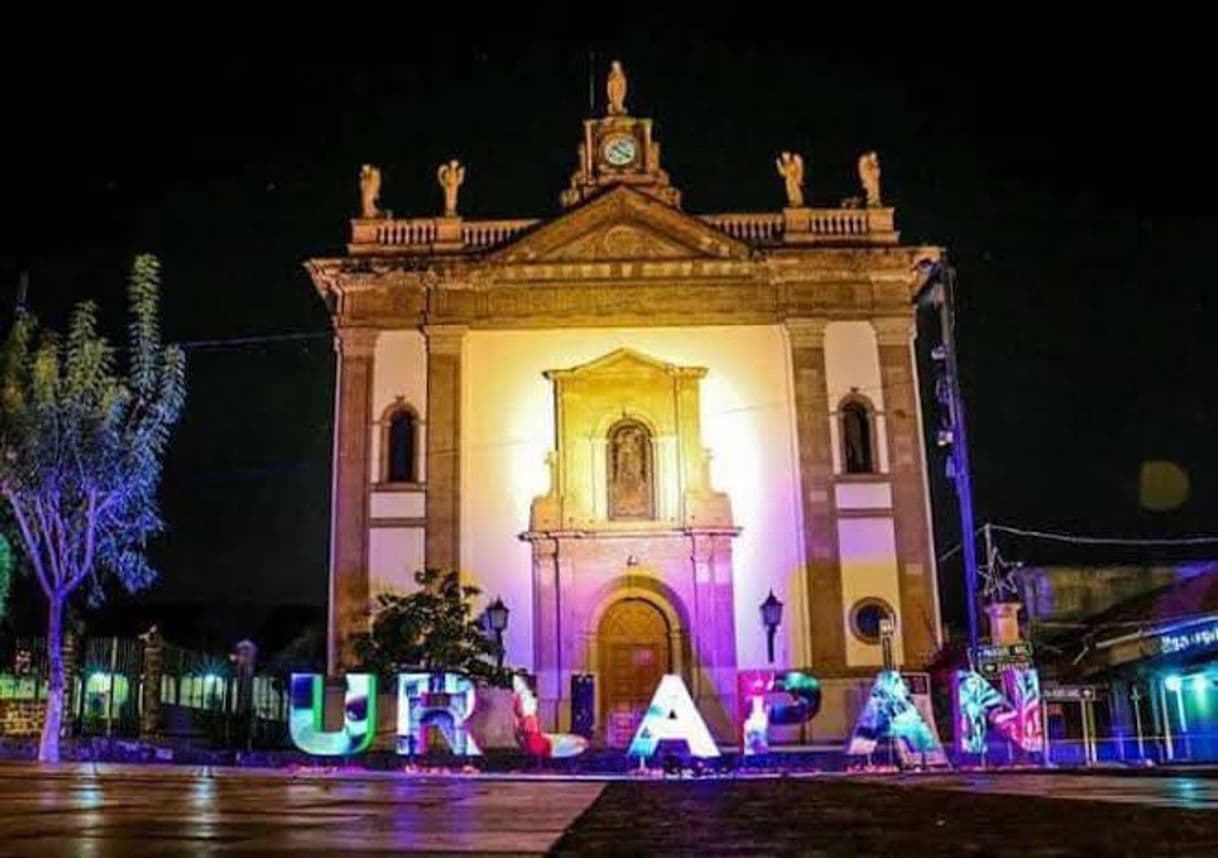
[
  {"x1": 423, "y1": 324, "x2": 469, "y2": 355},
  {"x1": 871, "y1": 316, "x2": 915, "y2": 347},
  {"x1": 335, "y1": 326, "x2": 379, "y2": 358},
  {"x1": 783, "y1": 316, "x2": 830, "y2": 349}
]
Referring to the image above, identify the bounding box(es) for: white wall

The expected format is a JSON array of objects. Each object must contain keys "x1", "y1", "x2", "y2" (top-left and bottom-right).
[
  {"x1": 369, "y1": 528, "x2": 426, "y2": 597},
  {"x1": 837, "y1": 517, "x2": 905, "y2": 667},
  {"x1": 824, "y1": 322, "x2": 889, "y2": 475},
  {"x1": 369, "y1": 330, "x2": 427, "y2": 484},
  {"x1": 458, "y1": 326, "x2": 806, "y2": 670}
]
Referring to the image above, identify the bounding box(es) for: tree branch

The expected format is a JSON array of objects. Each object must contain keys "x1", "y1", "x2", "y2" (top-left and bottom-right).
[
  {"x1": 2, "y1": 486, "x2": 52, "y2": 597},
  {"x1": 65, "y1": 489, "x2": 97, "y2": 593}
]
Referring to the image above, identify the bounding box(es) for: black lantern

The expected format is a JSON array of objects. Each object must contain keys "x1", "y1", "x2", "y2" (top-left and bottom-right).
[
  {"x1": 760, "y1": 590, "x2": 784, "y2": 664},
  {"x1": 486, "y1": 597, "x2": 510, "y2": 668}
]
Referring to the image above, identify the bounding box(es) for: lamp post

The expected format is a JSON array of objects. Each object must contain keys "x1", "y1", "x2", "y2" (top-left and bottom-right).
[
  {"x1": 486, "y1": 597, "x2": 510, "y2": 669},
  {"x1": 761, "y1": 590, "x2": 784, "y2": 665},
  {"x1": 914, "y1": 257, "x2": 981, "y2": 650}
]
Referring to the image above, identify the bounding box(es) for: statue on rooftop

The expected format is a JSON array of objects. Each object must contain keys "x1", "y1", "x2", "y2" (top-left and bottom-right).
[
  {"x1": 437, "y1": 159, "x2": 466, "y2": 217},
  {"x1": 359, "y1": 164, "x2": 382, "y2": 219},
  {"x1": 607, "y1": 60, "x2": 628, "y2": 116},
  {"x1": 859, "y1": 151, "x2": 882, "y2": 207},
  {"x1": 775, "y1": 152, "x2": 805, "y2": 208}
]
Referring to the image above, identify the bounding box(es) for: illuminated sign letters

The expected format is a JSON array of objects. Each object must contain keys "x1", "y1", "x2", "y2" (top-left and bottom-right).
[
  {"x1": 1159, "y1": 622, "x2": 1218, "y2": 655},
  {"x1": 289, "y1": 673, "x2": 378, "y2": 756},
  {"x1": 737, "y1": 670, "x2": 822, "y2": 755},
  {"x1": 397, "y1": 672, "x2": 481, "y2": 756},
  {"x1": 627, "y1": 674, "x2": 720, "y2": 759},
  {"x1": 952, "y1": 667, "x2": 1043, "y2": 755},
  {"x1": 844, "y1": 670, "x2": 946, "y2": 764}
]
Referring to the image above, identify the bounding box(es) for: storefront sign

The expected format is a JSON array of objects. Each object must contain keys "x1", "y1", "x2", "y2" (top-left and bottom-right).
[{"x1": 1158, "y1": 621, "x2": 1218, "y2": 656}]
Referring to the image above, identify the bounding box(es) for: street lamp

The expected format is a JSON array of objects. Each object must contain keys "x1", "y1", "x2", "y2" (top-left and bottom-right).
[
  {"x1": 760, "y1": 590, "x2": 784, "y2": 665},
  {"x1": 486, "y1": 597, "x2": 510, "y2": 668},
  {"x1": 913, "y1": 257, "x2": 981, "y2": 650}
]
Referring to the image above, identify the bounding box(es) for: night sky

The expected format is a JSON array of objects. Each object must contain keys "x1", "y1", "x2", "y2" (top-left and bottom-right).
[{"x1": 1, "y1": 31, "x2": 1208, "y2": 645}]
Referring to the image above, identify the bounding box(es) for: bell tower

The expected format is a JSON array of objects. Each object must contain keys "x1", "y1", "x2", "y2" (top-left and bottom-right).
[{"x1": 561, "y1": 60, "x2": 682, "y2": 208}]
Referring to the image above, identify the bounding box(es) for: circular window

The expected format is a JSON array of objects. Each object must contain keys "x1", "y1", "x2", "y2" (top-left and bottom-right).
[{"x1": 849, "y1": 599, "x2": 895, "y2": 644}]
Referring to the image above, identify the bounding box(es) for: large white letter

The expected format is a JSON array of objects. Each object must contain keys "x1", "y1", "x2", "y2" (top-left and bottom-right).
[{"x1": 627, "y1": 674, "x2": 720, "y2": 759}]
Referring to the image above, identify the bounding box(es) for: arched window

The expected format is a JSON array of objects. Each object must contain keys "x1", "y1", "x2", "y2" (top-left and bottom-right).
[
  {"x1": 840, "y1": 398, "x2": 875, "y2": 475},
  {"x1": 384, "y1": 407, "x2": 417, "y2": 483}
]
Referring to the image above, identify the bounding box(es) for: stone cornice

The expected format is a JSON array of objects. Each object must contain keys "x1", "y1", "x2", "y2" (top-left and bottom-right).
[
  {"x1": 784, "y1": 317, "x2": 830, "y2": 348},
  {"x1": 307, "y1": 238, "x2": 938, "y2": 332},
  {"x1": 335, "y1": 326, "x2": 378, "y2": 358},
  {"x1": 423, "y1": 324, "x2": 468, "y2": 354},
  {"x1": 872, "y1": 316, "x2": 915, "y2": 346}
]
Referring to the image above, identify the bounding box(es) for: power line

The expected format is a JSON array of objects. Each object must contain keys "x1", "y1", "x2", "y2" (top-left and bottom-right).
[
  {"x1": 990, "y1": 523, "x2": 1218, "y2": 547},
  {"x1": 179, "y1": 331, "x2": 330, "y2": 351}
]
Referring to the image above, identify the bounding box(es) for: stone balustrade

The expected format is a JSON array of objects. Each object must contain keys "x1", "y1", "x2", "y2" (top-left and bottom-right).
[
  {"x1": 349, "y1": 207, "x2": 897, "y2": 254},
  {"x1": 462, "y1": 219, "x2": 539, "y2": 248},
  {"x1": 699, "y1": 213, "x2": 784, "y2": 242}
]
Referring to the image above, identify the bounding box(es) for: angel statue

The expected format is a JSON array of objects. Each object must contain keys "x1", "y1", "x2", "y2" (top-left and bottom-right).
[
  {"x1": 359, "y1": 164, "x2": 382, "y2": 219},
  {"x1": 859, "y1": 151, "x2": 882, "y2": 207},
  {"x1": 607, "y1": 60, "x2": 627, "y2": 116},
  {"x1": 775, "y1": 151, "x2": 805, "y2": 208},
  {"x1": 437, "y1": 159, "x2": 466, "y2": 217}
]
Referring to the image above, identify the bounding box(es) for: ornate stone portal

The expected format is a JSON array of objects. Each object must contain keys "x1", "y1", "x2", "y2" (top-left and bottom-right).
[{"x1": 522, "y1": 349, "x2": 739, "y2": 739}]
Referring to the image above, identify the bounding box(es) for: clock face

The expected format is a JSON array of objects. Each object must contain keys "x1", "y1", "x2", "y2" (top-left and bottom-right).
[{"x1": 601, "y1": 134, "x2": 638, "y2": 167}]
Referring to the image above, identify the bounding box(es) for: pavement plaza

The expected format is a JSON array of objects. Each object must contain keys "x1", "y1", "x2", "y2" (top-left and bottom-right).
[{"x1": 0, "y1": 763, "x2": 1214, "y2": 856}]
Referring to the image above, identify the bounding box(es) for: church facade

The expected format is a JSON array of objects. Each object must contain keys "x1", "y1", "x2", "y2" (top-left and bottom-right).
[{"x1": 306, "y1": 64, "x2": 944, "y2": 742}]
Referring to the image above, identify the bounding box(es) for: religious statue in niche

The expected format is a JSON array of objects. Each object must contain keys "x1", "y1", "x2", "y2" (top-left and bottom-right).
[{"x1": 608, "y1": 420, "x2": 654, "y2": 519}]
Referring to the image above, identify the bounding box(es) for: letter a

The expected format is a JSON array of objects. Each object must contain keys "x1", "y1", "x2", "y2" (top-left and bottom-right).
[
  {"x1": 289, "y1": 673, "x2": 378, "y2": 755},
  {"x1": 627, "y1": 674, "x2": 720, "y2": 759}
]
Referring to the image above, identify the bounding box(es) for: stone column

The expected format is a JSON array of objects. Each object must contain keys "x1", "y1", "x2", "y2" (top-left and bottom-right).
[
  {"x1": 873, "y1": 316, "x2": 939, "y2": 665},
  {"x1": 690, "y1": 532, "x2": 737, "y2": 739},
  {"x1": 423, "y1": 325, "x2": 467, "y2": 571},
  {"x1": 784, "y1": 318, "x2": 845, "y2": 673},
  {"x1": 330, "y1": 327, "x2": 378, "y2": 672},
  {"x1": 530, "y1": 537, "x2": 563, "y2": 730}
]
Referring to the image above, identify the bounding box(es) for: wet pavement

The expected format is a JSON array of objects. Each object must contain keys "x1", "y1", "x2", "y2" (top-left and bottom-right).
[
  {"x1": 0, "y1": 764, "x2": 604, "y2": 856},
  {"x1": 891, "y1": 771, "x2": 1218, "y2": 810},
  {"x1": 0, "y1": 764, "x2": 1216, "y2": 855},
  {"x1": 555, "y1": 775, "x2": 1218, "y2": 856}
]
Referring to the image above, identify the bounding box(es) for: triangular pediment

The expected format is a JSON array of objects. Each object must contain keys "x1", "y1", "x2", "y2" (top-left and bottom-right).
[
  {"x1": 544, "y1": 347, "x2": 707, "y2": 381},
  {"x1": 491, "y1": 186, "x2": 749, "y2": 264}
]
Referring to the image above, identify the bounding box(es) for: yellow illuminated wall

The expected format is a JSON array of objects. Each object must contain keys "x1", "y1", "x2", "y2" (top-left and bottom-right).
[{"x1": 460, "y1": 326, "x2": 808, "y2": 670}]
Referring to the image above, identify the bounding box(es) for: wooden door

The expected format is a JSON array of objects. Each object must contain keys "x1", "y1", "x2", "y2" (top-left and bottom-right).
[{"x1": 598, "y1": 598, "x2": 670, "y2": 746}]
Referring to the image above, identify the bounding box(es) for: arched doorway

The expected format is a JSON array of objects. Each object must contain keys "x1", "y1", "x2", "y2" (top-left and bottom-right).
[{"x1": 598, "y1": 598, "x2": 670, "y2": 746}]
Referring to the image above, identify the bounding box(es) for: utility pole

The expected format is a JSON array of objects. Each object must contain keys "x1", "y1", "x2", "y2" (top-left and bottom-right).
[{"x1": 915, "y1": 259, "x2": 980, "y2": 650}]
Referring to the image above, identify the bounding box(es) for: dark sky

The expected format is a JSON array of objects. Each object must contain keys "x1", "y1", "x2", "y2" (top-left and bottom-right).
[{"x1": 0, "y1": 30, "x2": 1210, "y2": 640}]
